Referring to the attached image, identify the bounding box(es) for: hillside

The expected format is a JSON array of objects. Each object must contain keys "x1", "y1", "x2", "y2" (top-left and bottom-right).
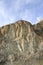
[{"x1": 0, "y1": 20, "x2": 43, "y2": 65}]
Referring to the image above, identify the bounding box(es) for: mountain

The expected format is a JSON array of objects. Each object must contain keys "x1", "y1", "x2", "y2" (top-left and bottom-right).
[{"x1": 0, "y1": 20, "x2": 43, "y2": 65}]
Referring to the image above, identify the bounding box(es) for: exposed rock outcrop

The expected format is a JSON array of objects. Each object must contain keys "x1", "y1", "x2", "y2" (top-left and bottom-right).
[{"x1": 0, "y1": 20, "x2": 43, "y2": 65}]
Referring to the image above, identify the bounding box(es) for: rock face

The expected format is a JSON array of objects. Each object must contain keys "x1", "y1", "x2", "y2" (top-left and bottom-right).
[{"x1": 0, "y1": 20, "x2": 43, "y2": 65}]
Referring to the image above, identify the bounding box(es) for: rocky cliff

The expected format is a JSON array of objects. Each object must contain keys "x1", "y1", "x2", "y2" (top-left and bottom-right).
[{"x1": 0, "y1": 20, "x2": 43, "y2": 65}]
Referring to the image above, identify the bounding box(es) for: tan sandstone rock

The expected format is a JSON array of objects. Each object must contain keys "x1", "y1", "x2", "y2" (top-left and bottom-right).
[{"x1": 0, "y1": 20, "x2": 43, "y2": 65}]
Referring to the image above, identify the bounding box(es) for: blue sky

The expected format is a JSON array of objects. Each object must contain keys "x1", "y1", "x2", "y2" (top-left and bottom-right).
[{"x1": 0, "y1": 0, "x2": 43, "y2": 27}]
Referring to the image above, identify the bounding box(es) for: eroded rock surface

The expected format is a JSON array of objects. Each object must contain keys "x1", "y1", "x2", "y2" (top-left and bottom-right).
[{"x1": 0, "y1": 20, "x2": 43, "y2": 65}]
